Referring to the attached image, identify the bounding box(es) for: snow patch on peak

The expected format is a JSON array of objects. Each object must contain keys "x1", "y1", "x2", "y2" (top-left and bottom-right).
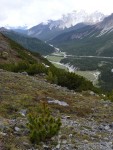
[
  {"x1": 97, "y1": 26, "x2": 113, "y2": 37},
  {"x1": 45, "y1": 10, "x2": 105, "y2": 30}
]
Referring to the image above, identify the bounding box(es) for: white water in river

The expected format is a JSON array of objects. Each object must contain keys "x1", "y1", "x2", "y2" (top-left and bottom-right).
[{"x1": 49, "y1": 60, "x2": 76, "y2": 72}]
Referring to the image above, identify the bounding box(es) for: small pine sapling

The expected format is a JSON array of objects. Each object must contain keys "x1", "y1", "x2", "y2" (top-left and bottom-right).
[{"x1": 27, "y1": 102, "x2": 62, "y2": 144}]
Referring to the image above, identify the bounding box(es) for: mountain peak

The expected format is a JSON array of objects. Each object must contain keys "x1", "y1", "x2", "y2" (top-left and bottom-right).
[
  {"x1": 97, "y1": 13, "x2": 113, "y2": 34},
  {"x1": 27, "y1": 10, "x2": 106, "y2": 40},
  {"x1": 0, "y1": 27, "x2": 7, "y2": 32},
  {"x1": 47, "y1": 10, "x2": 105, "y2": 29}
]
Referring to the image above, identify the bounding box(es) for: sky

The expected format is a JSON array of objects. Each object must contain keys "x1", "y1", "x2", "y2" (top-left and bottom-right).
[{"x1": 0, "y1": 0, "x2": 113, "y2": 28}]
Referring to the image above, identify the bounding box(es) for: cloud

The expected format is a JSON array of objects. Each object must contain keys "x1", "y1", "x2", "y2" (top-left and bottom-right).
[{"x1": 0, "y1": 0, "x2": 113, "y2": 27}]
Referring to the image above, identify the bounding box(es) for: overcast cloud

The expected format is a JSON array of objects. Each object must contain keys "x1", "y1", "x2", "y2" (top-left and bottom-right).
[{"x1": 0, "y1": 0, "x2": 113, "y2": 28}]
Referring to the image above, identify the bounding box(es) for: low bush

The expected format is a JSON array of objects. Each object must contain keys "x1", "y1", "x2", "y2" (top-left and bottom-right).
[{"x1": 27, "y1": 102, "x2": 62, "y2": 144}]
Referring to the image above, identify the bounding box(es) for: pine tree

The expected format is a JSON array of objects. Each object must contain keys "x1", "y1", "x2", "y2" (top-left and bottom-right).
[
  {"x1": 46, "y1": 71, "x2": 54, "y2": 83},
  {"x1": 27, "y1": 102, "x2": 62, "y2": 144}
]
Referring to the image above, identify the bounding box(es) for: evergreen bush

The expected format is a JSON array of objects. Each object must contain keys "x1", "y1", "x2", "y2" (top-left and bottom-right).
[{"x1": 27, "y1": 102, "x2": 62, "y2": 144}]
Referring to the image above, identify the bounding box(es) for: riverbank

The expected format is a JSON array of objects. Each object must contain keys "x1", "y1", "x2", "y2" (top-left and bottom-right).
[{"x1": 46, "y1": 51, "x2": 100, "y2": 86}]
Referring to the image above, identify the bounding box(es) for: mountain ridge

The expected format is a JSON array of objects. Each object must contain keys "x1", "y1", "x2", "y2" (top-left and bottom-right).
[
  {"x1": 0, "y1": 28, "x2": 55, "y2": 55},
  {"x1": 50, "y1": 13, "x2": 113, "y2": 57},
  {"x1": 26, "y1": 11, "x2": 105, "y2": 41}
]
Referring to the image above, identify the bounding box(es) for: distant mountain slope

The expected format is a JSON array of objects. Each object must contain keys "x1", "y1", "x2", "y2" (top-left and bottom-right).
[
  {"x1": 0, "y1": 32, "x2": 51, "y2": 65},
  {"x1": 50, "y1": 13, "x2": 113, "y2": 57},
  {"x1": 27, "y1": 11, "x2": 105, "y2": 41},
  {"x1": 27, "y1": 22, "x2": 87, "y2": 41},
  {"x1": 1, "y1": 29, "x2": 55, "y2": 55}
]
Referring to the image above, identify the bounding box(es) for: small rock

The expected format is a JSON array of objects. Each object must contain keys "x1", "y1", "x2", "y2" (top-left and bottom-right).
[
  {"x1": 109, "y1": 123, "x2": 113, "y2": 129},
  {"x1": 39, "y1": 73, "x2": 46, "y2": 76},
  {"x1": 89, "y1": 91, "x2": 95, "y2": 96},
  {"x1": 84, "y1": 140, "x2": 88, "y2": 143},
  {"x1": 69, "y1": 134, "x2": 73, "y2": 138},
  {"x1": 14, "y1": 127, "x2": 21, "y2": 132},
  {"x1": 102, "y1": 94, "x2": 106, "y2": 97},
  {"x1": 108, "y1": 142, "x2": 112, "y2": 145},
  {"x1": 23, "y1": 142, "x2": 30, "y2": 147},
  {"x1": 19, "y1": 109, "x2": 27, "y2": 116},
  {"x1": 56, "y1": 144, "x2": 60, "y2": 149},
  {"x1": 21, "y1": 72, "x2": 28, "y2": 76},
  {"x1": 65, "y1": 116, "x2": 71, "y2": 119},
  {"x1": 23, "y1": 142, "x2": 31, "y2": 149},
  {"x1": 0, "y1": 132, "x2": 7, "y2": 136},
  {"x1": 105, "y1": 125, "x2": 110, "y2": 130},
  {"x1": 98, "y1": 125, "x2": 103, "y2": 131},
  {"x1": 104, "y1": 104, "x2": 108, "y2": 107},
  {"x1": 48, "y1": 98, "x2": 68, "y2": 106},
  {"x1": 62, "y1": 140, "x2": 67, "y2": 144},
  {"x1": 104, "y1": 137, "x2": 109, "y2": 141},
  {"x1": 43, "y1": 145, "x2": 50, "y2": 150},
  {"x1": 23, "y1": 142, "x2": 29, "y2": 145},
  {"x1": 99, "y1": 124, "x2": 110, "y2": 131},
  {"x1": 100, "y1": 142, "x2": 107, "y2": 146}
]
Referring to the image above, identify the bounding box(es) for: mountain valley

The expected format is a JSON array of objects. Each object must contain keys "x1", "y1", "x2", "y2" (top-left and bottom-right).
[{"x1": 0, "y1": 9, "x2": 113, "y2": 150}]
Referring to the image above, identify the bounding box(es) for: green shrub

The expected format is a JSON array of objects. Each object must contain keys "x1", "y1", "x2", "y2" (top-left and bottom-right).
[
  {"x1": 46, "y1": 71, "x2": 58, "y2": 84},
  {"x1": 27, "y1": 63, "x2": 47, "y2": 75},
  {"x1": 13, "y1": 61, "x2": 29, "y2": 72},
  {"x1": 107, "y1": 90, "x2": 113, "y2": 101},
  {"x1": 27, "y1": 102, "x2": 62, "y2": 144}
]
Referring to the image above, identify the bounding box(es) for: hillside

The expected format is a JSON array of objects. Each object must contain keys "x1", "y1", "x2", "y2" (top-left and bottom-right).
[
  {"x1": 50, "y1": 13, "x2": 113, "y2": 57},
  {"x1": 1, "y1": 29, "x2": 55, "y2": 55},
  {"x1": 0, "y1": 70, "x2": 113, "y2": 149},
  {"x1": 0, "y1": 32, "x2": 51, "y2": 65}
]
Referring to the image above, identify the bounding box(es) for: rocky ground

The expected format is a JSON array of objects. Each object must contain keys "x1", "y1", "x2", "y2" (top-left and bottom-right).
[{"x1": 0, "y1": 69, "x2": 113, "y2": 150}]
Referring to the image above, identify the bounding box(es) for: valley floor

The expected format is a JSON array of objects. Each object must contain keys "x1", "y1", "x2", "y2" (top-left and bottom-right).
[
  {"x1": 0, "y1": 70, "x2": 113, "y2": 149},
  {"x1": 46, "y1": 52, "x2": 100, "y2": 86}
]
